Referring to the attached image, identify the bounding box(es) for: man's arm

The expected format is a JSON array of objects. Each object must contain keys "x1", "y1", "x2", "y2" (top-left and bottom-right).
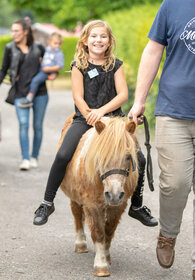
[{"x1": 128, "y1": 39, "x2": 165, "y2": 124}]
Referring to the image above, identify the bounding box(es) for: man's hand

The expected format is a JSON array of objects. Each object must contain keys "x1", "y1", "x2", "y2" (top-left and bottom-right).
[{"x1": 128, "y1": 102, "x2": 145, "y2": 125}]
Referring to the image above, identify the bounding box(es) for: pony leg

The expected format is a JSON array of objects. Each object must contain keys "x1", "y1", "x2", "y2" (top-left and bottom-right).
[
  {"x1": 105, "y1": 204, "x2": 127, "y2": 265},
  {"x1": 70, "y1": 200, "x2": 88, "y2": 253},
  {"x1": 84, "y1": 207, "x2": 110, "y2": 277}
]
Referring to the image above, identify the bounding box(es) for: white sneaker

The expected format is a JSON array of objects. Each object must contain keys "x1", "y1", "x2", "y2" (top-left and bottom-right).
[
  {"x1": 19, "y1": 159, "x2": 30, "y2": 170},
  {"x1": 30, "y1": 157, "x2": 38, "y2": 168}
]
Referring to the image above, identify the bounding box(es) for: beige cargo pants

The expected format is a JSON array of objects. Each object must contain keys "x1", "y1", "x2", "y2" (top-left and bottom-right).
[{"x1": 155, "y1": 116, "x2": 195, "y2": 267}]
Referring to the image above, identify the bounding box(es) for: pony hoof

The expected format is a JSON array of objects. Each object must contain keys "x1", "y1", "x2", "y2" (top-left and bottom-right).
[
  {"x1": 93, "y1": 266, "x2": 110, "y2": 277},
  {"x1": 75, "y1": 244, "x2": 88, "y2": 253}
]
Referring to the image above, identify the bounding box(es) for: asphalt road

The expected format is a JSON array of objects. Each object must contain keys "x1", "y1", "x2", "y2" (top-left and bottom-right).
[{"x1": 0, "y1": 82, "x2": 194, "y2": 280}]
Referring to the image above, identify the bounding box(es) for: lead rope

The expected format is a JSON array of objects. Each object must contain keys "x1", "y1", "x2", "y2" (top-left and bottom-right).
[
  {"x1": 128, "y1": 114, "x2": 154, "y2": 192},
  {"x1": 142, "y1": 115, "x2": 154, "y2": 192}
]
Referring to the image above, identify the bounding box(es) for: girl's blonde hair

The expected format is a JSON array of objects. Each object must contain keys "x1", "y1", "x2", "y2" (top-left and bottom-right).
[{"x1": 74, "y1": 20, "x2": 116, "y2": 72}]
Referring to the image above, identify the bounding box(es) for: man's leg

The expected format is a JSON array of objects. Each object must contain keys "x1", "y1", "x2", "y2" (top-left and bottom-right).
[
  {"x1": 156, "y1": 116, "x2": 194, "y2": 268},
  {"x1": 191, "y1": 136, "x2": 195, "y2": 278}
]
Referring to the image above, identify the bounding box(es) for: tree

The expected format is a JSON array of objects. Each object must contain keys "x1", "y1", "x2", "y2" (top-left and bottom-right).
[
  {"x1": 8, "y1": 0, "x2": 162, "y2": 29},
  {"x1": 0, "y1": 0, "x2": 20, "y2": 28}
]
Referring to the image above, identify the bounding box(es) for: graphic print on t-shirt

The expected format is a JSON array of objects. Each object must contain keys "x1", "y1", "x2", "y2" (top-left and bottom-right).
[
  {"x1": 180, "y1": 17, "x2": 195, "y2": 54},
  {"x1": 43, "y1": 53, "x2": 55, "y2": 65}
]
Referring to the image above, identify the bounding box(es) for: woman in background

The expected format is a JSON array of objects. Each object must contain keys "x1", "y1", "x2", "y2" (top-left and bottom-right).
[{"x1": 0, "y1": 18, "x2": 49, "y2": 170}]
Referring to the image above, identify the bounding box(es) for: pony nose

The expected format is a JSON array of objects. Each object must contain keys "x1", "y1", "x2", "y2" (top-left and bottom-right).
[
  {"x1": 119, "y1": 192, "x2": 125, "y2": 200},
  {"x1": 104, "y1": 191, "x2": 125, "y2": 205}
]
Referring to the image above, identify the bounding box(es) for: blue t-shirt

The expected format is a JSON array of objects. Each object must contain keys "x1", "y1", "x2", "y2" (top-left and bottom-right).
[{"x1": 148, "y1": 0, "x2": 195, "y2": 120}]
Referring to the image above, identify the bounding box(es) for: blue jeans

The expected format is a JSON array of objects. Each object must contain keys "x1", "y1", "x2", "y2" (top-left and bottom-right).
[
  {"x1": 29, "y1": 70, "x2": 48, "y2": 95},
  {"x1": 15, "y1": 94, "x2": 49, "y2": 160}
]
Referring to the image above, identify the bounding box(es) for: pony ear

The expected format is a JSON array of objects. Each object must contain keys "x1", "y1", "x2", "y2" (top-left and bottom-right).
[
  {"x1": 126, "y1": 120, "x2": 136, "y2": 134},
  {"x1": 95, "y1": 120, "x2": 106, "y2": 134}
]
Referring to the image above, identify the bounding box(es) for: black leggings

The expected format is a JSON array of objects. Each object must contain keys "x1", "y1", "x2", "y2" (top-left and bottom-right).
[
  {"x1": 44, "y1": 119, "x2": 91, "y2": 202},
  {"x1": 131, "y1": 150, "x2": 146, "y2": 208},
  {"x1": 44, "y1": 120, "x2": 146, "y2": 206}
]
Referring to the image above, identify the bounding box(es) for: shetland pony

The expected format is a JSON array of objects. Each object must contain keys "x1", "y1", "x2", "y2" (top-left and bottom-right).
[{"x1": 59, "y1": 115, "x2": 139, "y2": 277}]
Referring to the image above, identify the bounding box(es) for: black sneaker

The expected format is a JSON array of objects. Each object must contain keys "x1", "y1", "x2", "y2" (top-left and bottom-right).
[
  {"x1": 128, "y1": 205, "x2": 158, "y2": 227},
  {"x1": 33, "y1": 203, "x2": 55, "y2": 226},
  {"x1": 18, "y1": 98, "x2": 33, "y2": 108}
]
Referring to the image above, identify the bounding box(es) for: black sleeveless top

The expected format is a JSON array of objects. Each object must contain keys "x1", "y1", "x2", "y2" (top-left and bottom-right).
[{"x1": 71, "y1": 58, "x2": 124, "y2": 119}]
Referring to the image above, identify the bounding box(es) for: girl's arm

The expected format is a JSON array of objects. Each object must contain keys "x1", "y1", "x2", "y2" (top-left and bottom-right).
[
  {"x1": 86, "y1": 66, "x2": 128, "y2": 125},
  {"x1": 71, "y1": 66, "x2": 90, "y2": 118}
]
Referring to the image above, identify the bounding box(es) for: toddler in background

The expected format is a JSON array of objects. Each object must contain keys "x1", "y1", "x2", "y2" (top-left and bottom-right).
[{"x1": 19, "y1": 32, "x2": 64, "y2": 108}]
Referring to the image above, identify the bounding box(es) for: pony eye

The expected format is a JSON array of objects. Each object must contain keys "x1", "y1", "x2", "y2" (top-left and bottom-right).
[{"x1": 126, "y1": 154, "x2": 131, "y2": 161}]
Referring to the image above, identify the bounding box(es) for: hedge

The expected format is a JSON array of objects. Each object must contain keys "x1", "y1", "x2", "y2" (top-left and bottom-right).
[
  {"x1": 104, "y1": 3, "x2": 163, "y2": 126},
  {"x1": 0, "y1": 35, "x2": 12, "y2": 68},
  {"x1": 60, "y1": 36, "x2": 78, "y2": 75}
]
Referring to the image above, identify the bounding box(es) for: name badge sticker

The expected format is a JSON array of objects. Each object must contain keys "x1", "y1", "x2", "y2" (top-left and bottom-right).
[{"x1": 88, "y1": 68, "x2": 99, "y2": 79}]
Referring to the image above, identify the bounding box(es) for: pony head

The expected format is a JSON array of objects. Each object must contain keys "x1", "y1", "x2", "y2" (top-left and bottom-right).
[{"x1": 85, "y1": 117, "x2": 138, "y2": 206}]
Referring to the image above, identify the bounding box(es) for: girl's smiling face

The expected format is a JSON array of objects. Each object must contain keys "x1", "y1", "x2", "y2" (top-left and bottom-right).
[{"x1": 85, "y1": 26, "x2": 110, "y2": 58}]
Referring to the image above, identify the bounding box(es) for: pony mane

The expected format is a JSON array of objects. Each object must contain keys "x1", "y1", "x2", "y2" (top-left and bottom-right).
[{"x1": 85, "y1": 117, "x2": 138, "y2": 185}]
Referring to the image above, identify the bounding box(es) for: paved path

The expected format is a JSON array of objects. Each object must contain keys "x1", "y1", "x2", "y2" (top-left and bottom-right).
[{"x1": 0, "y1": 83, "x2": 193, "y2": 280}]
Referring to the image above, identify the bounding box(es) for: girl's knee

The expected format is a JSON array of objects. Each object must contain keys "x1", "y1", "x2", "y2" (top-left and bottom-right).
[{"x1": 55, "y1": 150, "x2": 72, "y2": 166}]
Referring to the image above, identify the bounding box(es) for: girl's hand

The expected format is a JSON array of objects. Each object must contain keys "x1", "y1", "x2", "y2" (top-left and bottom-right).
[{"x1": 86, "y1": 108, "x2": 105, "y2": 126}]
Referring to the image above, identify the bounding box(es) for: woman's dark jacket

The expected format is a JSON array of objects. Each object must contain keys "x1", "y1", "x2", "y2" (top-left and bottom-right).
[{"x1": 0, "y1": 42, "x2": 47, "y2": 98}]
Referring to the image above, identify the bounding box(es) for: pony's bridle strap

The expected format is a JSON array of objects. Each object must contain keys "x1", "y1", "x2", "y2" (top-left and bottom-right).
[
  {"x1": 100, "y1": 155, "x2": 136, "y2": 181},
  {"x1": 101, "y1": 169, "x2": 130, "y2": 181}
]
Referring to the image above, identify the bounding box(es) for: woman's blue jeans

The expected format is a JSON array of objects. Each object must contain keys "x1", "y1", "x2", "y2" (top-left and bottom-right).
[{"x1": 15, "y1": 94, "x2": 49, "y2": 160}]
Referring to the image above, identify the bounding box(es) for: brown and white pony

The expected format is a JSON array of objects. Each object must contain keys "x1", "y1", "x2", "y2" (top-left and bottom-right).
[{"x1": 59, "y1": 115, "x2": 139, "y2": 277}]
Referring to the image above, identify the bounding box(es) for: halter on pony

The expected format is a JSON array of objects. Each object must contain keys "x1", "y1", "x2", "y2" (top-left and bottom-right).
[{"x1": 100, "y1": 154, "x2": 136, "y2": 181}]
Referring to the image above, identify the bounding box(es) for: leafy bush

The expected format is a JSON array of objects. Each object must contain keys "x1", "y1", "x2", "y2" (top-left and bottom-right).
[
  {"x1": 0, "y1": 36, "x2": 11, "y2": 67},
  {"x1": 104, "y1": 3, "x2": 164, "y2": 126},
  {"x1": 60, "y1": 36, "x2": 78, "y2": 75}
]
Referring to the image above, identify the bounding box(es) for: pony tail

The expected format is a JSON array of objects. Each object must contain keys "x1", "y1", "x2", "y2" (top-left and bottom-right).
[{"x1": 26, "y1": 25, "x2": 34, "y2": 46}]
